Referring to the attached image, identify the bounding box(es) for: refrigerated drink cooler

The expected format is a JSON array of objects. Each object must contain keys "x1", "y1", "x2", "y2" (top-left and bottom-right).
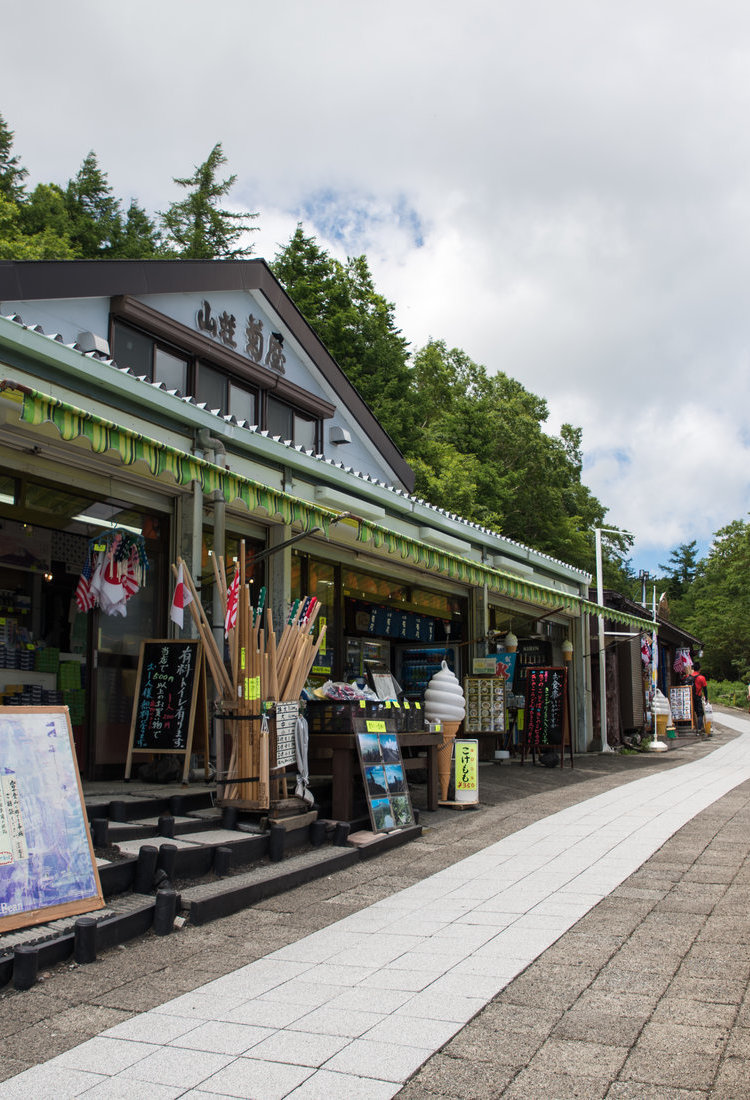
[{"x1": 397, "y1": 646, "x2": 457, "y2": 701}]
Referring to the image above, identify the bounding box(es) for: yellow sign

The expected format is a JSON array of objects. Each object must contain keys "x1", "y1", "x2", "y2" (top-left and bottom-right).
[
  {"x1": 366, "y1": 720, "x2": 387, "y2": 733},
  {"x1": 454, "y1": 739, "x2": 478, "y2": 794}
]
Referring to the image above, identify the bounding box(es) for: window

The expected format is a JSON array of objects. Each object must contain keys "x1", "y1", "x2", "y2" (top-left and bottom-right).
[
  {"x1": 197, "y1": 362, "x2": 227, "y2": 413},
  {"x1": 112, "y1": 321, "x2": 188, "y2": 392},
  {"x1": 112, "y1": 322, "x2": 152, "y2": 377},
  {"x1": 229, "y1": 382, "x2": 257, "y2": 425},
  {"x1": 268, "y1": 396, "x2": 317, "y2": 448},
  {"x1": 112, "y1": 320, "x2": 318, "y2": 444},
  {"x1": 154, "y1": 347, "x2": 188, "y2": 393}
]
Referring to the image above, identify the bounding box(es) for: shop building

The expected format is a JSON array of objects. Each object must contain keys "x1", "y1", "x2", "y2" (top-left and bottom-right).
[
  {"x1": 0, "y1": 260, "x2": 649, "y2": 778},
  {"x1": 589, "y1": 588, "x2": 702, "y2": 746}
]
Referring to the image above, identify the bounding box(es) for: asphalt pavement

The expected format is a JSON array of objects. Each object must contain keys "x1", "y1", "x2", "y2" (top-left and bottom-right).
[{"x1": 1, "y1": 710, "x2": 749, "y2": 1098}]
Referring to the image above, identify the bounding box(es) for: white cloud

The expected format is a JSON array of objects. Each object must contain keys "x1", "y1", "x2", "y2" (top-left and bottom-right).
[{"x1": 4, "y1": 0, "x2": 750, "y2": 573}]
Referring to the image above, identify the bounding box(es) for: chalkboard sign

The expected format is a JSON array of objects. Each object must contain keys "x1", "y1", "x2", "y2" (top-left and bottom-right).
[
  {"x1": 1, "y1": 707, "x2": 104, "y2": 933},
  {"x1": 523, "y1": 666, "x2": 567, "y2": 752},
  {"x1": 513, "y1": 638, "x2": 553, "y2": 693},
  {"x1": 125, "y1": 640, "x2": 206, "y2": 783}
]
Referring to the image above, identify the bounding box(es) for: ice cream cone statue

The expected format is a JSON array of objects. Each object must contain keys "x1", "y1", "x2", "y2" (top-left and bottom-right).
[{"x1": 424, "y1": 660, "x2": 466, "y2": 801}]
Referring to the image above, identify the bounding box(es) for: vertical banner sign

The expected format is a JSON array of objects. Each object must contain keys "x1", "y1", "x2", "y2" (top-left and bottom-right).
[{"x1": 453, "y1": 739, "x2": 479, "y2": 803}]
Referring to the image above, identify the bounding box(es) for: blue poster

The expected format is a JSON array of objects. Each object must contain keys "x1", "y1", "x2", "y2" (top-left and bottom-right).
[{"x1": 0, "y1": 708, "x2": 103, "y2": 932}]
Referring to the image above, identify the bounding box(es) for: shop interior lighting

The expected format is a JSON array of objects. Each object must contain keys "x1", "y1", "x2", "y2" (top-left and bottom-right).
[
  {"x1": 71, "y1": 512, "x2": 142, "y2": 536},
  {"x1": 0, "y1": 491, "x2": 15, "y2": 504}
]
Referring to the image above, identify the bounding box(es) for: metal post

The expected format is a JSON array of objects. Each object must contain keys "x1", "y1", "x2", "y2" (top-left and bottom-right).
[{"x1": 595, "y1": 528, "x2": 614, "y2": 753}]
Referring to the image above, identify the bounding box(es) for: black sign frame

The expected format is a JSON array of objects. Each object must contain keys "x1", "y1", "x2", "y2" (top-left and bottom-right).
[
  {"x1": 125, "y1": 639, "x2": 207, "y2": 783},
  {"x1": 521, "y1": 665, "x2": 573, "y2": 768}
]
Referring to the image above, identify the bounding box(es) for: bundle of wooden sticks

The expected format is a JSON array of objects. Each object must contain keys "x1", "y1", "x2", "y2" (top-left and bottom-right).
[{"x1": 171, "y1": 542, "x2": 326, "y2": 807}]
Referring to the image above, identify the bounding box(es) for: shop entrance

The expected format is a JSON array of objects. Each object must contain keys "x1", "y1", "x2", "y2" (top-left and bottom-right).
[{"x1": 0, "y1": 471, "x2": 169, "y2": 779}]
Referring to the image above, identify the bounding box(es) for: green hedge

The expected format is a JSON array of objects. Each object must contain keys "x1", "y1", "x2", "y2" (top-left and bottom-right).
[{"x1": 706, "y1": 679, "x2": 748, "y2": 707}]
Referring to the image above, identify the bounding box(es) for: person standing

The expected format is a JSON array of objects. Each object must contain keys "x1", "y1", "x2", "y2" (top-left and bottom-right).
[{"x1": 690, "y1": 662, "x2": 708, "y2": 734}]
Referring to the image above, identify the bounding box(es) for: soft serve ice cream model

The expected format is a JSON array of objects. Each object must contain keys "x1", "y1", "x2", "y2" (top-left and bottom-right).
[{"x1": 424, "y1": 661, "x2": 465, "y2": 800}]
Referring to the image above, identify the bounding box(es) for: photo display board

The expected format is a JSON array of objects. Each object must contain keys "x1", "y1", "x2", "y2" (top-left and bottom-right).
[
  {"x1": 464, "y1": 677, "x2": 506, "y2": 733},
  {"x1": 669, "y1": 685, "x2": 694, "y2": 724},
  {"x1": 524, "y1": 666, "x2": 566, "y2": 749},
  {"x1": 125, "y1": 639, "x2": 205, "y2": 782},
  {"x1": 0, "y1": 706, "x2": 104, "y2": 933},
  {"x1": 353, "y1": 716, "x2": 415, "y2": 832}
]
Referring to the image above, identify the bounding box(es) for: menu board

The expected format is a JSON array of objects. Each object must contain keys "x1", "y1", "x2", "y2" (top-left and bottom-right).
[
  {"x1": 0, "y1": 707, "x2": 104, "y2": 933},
  {"x1": 524, "y1": 666, "x2": 566, "y2": 748},
  {"x1": 669, "y1": 685, "x2": 693, "y2": 724},
  {"x1": 464, "y1": 677, "x2": 506, "y2": 733},
  {"x1": 273, "y1": 701, "x2": 299, "y2": 768},
  {"x1": 125, "y1": 639, "x2": 204, "y2": 782}
]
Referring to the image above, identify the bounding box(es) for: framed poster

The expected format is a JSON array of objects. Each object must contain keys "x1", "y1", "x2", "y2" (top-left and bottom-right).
[
  {"x1": 353, "y1": 717, "x2": 415, "y2": 831},
  {"x1": 669, "y1": 685, "x2": 693, "y2": 725},
  {"x1": 0, "y1": 706, "x2": 104, "y2": 933},
  {"x1": 125, "y1": 639, "x2": 207, "y2": 782}
]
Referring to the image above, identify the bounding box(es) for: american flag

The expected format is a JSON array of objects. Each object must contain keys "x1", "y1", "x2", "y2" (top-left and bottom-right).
[
  {"x1": 75, "y1": 552, "x2": 96, "y2": 612},
  {"x1": 225, "y1": 568, "x2": 240, "y2": 635}
]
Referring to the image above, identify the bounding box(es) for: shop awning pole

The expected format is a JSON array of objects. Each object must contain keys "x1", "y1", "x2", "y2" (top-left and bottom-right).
[{"x1": 595, "y1": 528, "x2": 614, "y2": 753}]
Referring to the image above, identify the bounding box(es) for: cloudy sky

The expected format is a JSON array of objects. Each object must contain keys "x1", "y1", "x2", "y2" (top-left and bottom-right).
[{"x1": 4, "y1": 1, "x2": 750, "y2": 577}]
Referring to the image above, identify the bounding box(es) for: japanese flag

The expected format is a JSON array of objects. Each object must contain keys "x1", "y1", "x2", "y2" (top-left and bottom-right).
[
  {"x1": 225, "y1": 567, "x2": 240, "y2": 635},
  {"x1": 170, "y1": 563, "x2": 193, "y2": 628}
]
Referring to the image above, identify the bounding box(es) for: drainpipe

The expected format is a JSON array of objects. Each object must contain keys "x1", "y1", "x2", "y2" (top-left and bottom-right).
[{"x1": 195, "y1": 428, "x2": 227, "y2": 656}]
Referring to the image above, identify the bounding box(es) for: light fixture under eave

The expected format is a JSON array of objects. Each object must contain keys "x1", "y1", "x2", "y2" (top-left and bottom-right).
[{"x1": 71, "y1": 513, "x2": 142, "y2": 536}]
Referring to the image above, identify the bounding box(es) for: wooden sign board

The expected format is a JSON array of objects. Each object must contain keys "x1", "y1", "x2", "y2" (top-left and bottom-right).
[
  {"x1": 125, "y1": 639, "x2": 208, "y2": 783},
  {"x1": 0, "y1": 706, "x2": 104, "y2": 933},
  {"x1": 353, "y1": 716, "x2": 415, "y2": 832},
  {"x1": 669, "y1": 685, "x2": 694, "y2": 725}
]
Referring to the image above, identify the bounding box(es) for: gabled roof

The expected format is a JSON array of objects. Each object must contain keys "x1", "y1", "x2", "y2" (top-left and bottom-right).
[{"x1": 0, "y1": 258, "x2": 415, "y2": 492}]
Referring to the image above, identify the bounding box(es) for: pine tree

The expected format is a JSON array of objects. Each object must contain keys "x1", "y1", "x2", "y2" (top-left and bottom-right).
[
  {"x1": 0, "y1": 113, "x2": 27, "y2": 203},
  {"x1": 64, "y1": 151, "x2": 123, "y2": 256},
  {"x1": 159, "y1": 143, "x2": 258, "y2": 259}
]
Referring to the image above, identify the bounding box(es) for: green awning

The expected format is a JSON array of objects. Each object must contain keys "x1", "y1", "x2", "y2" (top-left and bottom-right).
[
  {"x1": 0, "y1": 381, "x2": 654, "y2": 631},
  {"x1": 2, "y1": 381, "x2": 333, "y2": 533}
]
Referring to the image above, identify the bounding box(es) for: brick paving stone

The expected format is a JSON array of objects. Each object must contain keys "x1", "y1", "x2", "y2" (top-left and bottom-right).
[
  {"x1": 3, "y1": 715, "x2": 750, "y2": 1098},
  {"x1": 619, "y1": 1047, "x2": 721, "y2": 1090}
]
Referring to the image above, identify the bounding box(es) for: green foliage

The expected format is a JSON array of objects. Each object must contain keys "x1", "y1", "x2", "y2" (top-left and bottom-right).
[
  {"x1": 680, "y1": 519, "x2": 750, "y2": 680},
  {"x1": 0, "y1": 113, "x2": 27, "y2": 202},
  {"x1": 160, "y1": 143, "x2": 257, "y2": 259},
  {"x1": 658, "y1": 541, "x2": 699, "y2": 603},
  {"x1": 64, "y1": 151, "x2": 123, "y2": 256},
  {"x1": 406, "y1": 339, "x2": 631, "y2": 575},
  {"x1": 705, "y1": 679, "x2": 748, "y2": 707},
  {"x1": 0, "y1": 193, "x2": 75, "y2": 259},
  {"x1": 272, "y1": 225, "x2": 415, "y2": 445}
]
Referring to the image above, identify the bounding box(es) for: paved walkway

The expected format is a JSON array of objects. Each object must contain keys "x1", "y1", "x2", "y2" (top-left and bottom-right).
[{"x1": 2, "y1": 714, "x2": 750, "y2": 1098}]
